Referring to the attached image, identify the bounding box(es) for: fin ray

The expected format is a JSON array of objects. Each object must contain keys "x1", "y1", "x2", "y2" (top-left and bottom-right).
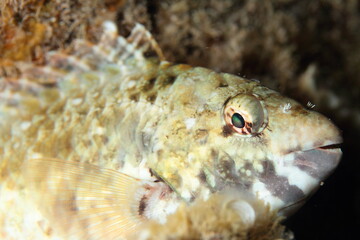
[
  {"x1": 45, "y1": 21, "x2": 165, "y2": 75},
  {"x1": 0, "y1": 21, "x2": 164, "y2": 121},
  {"x1": 23, "y1": 158, "x2": 146, "y2": 239}
]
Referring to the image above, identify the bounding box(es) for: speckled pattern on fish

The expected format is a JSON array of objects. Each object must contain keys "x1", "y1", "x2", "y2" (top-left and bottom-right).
[{"x1": 0, "y1": 22, "x2": 342, "y2": 239}]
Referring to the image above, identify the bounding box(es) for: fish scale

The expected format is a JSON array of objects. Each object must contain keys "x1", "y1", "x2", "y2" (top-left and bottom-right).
[{"x1": 0, "y1": 21, "x2": 342, "y2": 239}]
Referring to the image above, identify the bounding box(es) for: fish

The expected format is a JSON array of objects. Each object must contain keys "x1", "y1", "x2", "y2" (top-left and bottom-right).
[{"x1": 0, "y1": 21, "x2": 342, "y2": 239}]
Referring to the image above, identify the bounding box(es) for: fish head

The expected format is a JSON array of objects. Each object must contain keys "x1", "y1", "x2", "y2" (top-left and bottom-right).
[
  {"x1": 154, "y1": 66, "x2": 342, "y2": 216},
  {"x1": 227, "y1": 92, "x2": 342, "y2": 212},
  {"x1": 204, "y1": 71, "x2": 342, "y2": 215}
]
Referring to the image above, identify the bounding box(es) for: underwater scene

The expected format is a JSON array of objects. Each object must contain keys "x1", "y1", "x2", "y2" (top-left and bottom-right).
[{"x1": 0, "y1": 1, "x2": 358, "y2": 240}]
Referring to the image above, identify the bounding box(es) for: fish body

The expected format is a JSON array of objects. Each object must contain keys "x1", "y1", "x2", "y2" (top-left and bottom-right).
[{"x1": 0, "y1": 22, "x2": 342, "y2": 239}]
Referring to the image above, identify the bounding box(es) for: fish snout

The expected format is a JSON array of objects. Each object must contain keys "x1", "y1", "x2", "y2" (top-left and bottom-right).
[
  {"x1": 280, "y1": 111, "x2": 343, "y2": 185},
  {"x1": 290, "y1": 110, "x2": 343, "y2": 181}
]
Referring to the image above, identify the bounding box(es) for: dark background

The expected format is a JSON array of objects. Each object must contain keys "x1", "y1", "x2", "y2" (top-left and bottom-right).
[{"x1": 1, "y1": 0, "x2": 359, "y2": 239}]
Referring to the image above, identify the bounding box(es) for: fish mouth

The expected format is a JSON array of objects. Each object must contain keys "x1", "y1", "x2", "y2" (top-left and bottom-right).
[
  {"x1": 293, "y1": 142, "x2": 342, "y2": 181},
  {"x1": 278, "y1": 142, "x2": 342, "y2": 215}
]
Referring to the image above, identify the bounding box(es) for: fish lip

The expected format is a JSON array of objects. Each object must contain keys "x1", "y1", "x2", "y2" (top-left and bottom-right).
[
  {"x1": 278, "y1": 141, "x2": 343, "y2": 216},
  {"x1": 293, "y1": 143, "x2": 342, "y2": 169},
  {"x1": 289, "y1": 141, "x2": 342, "y2": 194},
  {"x1": 298, "y1": 136, "x2": 343, "y2": 152},
  {"x1": 317, "y1": 142, "x2": 342, "y2": 151}
]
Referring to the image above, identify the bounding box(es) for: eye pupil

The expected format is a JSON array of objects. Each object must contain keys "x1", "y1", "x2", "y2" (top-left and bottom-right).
[{"x1": 231, "y1": 113, "x2": 245, "y2": 128}]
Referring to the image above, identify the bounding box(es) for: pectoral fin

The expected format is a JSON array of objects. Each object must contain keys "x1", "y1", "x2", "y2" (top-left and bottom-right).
[{"x1": 23, "y1": 158, "x2": 150, "y2": 239}]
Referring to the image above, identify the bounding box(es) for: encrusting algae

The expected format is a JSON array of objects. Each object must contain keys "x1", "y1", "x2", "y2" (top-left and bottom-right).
[
  {"x1": 0, "y1": 0, "x2": 126, "y2": 62},
  {"x1": 0, "y1": 4, "x2": 343, "y2": 240}
]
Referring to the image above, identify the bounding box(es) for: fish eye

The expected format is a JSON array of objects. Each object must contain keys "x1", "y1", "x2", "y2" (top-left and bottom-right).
[
  {"x1": 231, "y1": 113, "x2": 245, "y2": 128},
  {"x1": 224, "y1": 106, "x2": 252, "y2": 135},
  {"x1": 223, "y1": 94, "x2": 268, "y2": 136}
]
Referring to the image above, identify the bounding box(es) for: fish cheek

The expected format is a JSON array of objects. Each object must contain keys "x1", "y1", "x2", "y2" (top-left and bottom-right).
[
  {"x1": 259, "y1": 161, "x2": 306, "y2": 206},
  {"x1": 207, "y1": 151, "x2": 254, "y2": 192}
]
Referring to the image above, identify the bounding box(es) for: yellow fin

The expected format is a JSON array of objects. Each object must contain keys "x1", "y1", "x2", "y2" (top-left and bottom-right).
[{"x1": 23, "y1": 158, "x2": 147, "y2": 239}]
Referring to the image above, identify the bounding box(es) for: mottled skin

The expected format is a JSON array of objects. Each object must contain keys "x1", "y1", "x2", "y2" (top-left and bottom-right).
[
  {"x1": 139, "y1": 64, "x2": 342, "y2": 211},
  {"x1": 0, "y1": 23, "x2": 341, "y2": 238}
]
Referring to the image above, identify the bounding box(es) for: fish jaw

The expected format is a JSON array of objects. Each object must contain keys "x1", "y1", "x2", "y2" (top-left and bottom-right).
[
  {"x1": 252, "y1": 107, "x2": 343, "y2": 215},
  {"x1": 256, "y1": 145, "x2": 342, "y2": 215},
  {"x1": 281, "y1": 146, "x2": 342, "y2": 215},
  {"x1": 292, "y1": 146, "x2": 342, "y2": 183},
  {"x1": 210, "y1": 146, "x2": 342, "y2": 217}
]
